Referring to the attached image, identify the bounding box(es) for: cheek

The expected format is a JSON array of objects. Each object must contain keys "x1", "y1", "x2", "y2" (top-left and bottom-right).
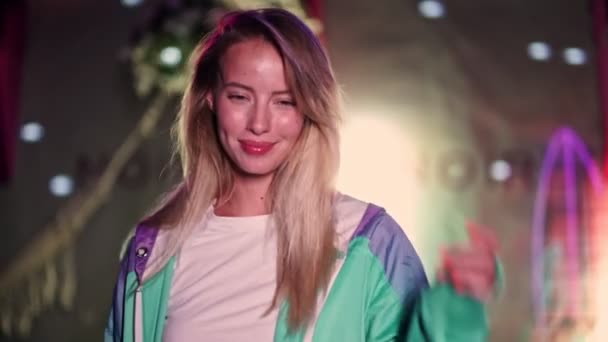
[
  {"x1": 277, "y1": 113, "x2": 305, "y2": 141},
  {"x1": 217, "y1": 108, "x2": 246, "y2": 138}
]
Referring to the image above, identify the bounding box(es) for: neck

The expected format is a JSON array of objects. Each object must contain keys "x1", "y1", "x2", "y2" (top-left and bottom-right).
[{"x1": 214, "y1": 172, "x2": 274, "y2": 217}]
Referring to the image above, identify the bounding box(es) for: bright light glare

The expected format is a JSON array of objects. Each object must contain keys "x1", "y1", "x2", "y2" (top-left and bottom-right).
[
  {"x1": 418, "y1": 0, "x2": 445, "y2": 19},
  {"x1": 21, "y1": 122, "x2": 44, "y2": 143},
  {"x1": 159, "y1": 46, "x2": 183, "y2": 67},
  {"x1": 121, "y1": 0, "x2": 143, "y2": 7},
  {"x1": 563, "y1": 47, "x2": 587, "y2": 66},
  {"x1": 490, "y1": 160, "x2": 511, "y2": 182},
  {"x1": 528, "y1": 42, "x2": 552, "y2": 61},
  {"x1": 49, "y1": 174, "x2": 74, "y2": 197},
  {"x1": 337, "y1": 114, "x2": 420, "y2": 253}
]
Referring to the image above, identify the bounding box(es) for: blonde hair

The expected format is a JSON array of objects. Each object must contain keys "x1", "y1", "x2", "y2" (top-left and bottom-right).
[{"x1": 143, "y1": 8, "x2": 342, "y2": 331}]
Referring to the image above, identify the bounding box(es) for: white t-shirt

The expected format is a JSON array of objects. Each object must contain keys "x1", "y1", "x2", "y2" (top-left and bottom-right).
[
  {"x1": 163, "y1": 211, "x2": 278, "y2": 342},
  {"x1": 162, "y1": 194, "x2": 368, "y2": 342}
]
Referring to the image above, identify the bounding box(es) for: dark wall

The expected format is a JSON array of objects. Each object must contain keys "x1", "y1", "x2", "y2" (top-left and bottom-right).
[{"x1": 0, "y1": 0, "x2": 177, "y2": 340}]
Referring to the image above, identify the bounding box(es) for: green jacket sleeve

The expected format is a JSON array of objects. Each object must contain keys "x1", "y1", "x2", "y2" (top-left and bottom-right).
[
  {"x1": 359, "y1": 209, "x2": 504, "y2": 341},
  {"x1": 405, "y1": 259, "x2": 505, "y2": 342},
  {"x1": 405, "y1": 284, "x2": 488, "y2": 342}
]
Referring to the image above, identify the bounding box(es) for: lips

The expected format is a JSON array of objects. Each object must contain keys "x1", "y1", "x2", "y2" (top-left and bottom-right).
[{"x1": 239, "y1": 140, "x2": 276, "y2": 155}]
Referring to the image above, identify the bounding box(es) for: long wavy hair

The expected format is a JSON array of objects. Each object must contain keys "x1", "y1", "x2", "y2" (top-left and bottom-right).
[{"x1": 142, "y1": 8, "x2": 342, "y2": 331}]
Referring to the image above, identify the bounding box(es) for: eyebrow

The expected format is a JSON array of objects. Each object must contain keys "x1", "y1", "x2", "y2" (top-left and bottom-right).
[{"x1": 222, "y1": 82, "x2": 292, "y2": 96}]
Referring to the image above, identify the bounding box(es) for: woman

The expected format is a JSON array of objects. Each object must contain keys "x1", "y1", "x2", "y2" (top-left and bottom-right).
[{"x1": 105, "y1": 8, "x2": 499, "y2": 342}]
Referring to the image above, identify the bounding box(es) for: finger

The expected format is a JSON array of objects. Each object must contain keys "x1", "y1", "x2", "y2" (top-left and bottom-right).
[
  {"x1": 444, "y1": 244, "x2": 493, "y2": 256},
  {"x1": 445, "y1": 245, "x2": 495, "y2": 261},
  {"x1": 449, "y1": 271, "x2": 466, "y2": 295},
  {"x1": 467, "y1": 222, "x2": 499, "y2": 250},
  {"x1": 444, "y1": 253, "x2": 495, "y2": 275},
  {"x1": 466, "y1": 221, "x2": 499, "y2": 252},
  {"x1": 450, "y1": 269, "x2": 494, "y2": 301},
  {"x1": 443, "y1": 246, "x2": 495, "y2": 269},
  {"x1": 443, "y1": 262, "x2": 495, "y2": 290},
  {"x1": 467, "y1": 223, "x2": 498, "y2": 250},
  {"x1": 443, "y1": 249, "x2": 497, "y2": 284}
]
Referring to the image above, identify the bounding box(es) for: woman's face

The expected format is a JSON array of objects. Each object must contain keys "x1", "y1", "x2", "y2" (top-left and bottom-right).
[{"x1": 210, "y1": 38, "x2": 304, "y2": 179}]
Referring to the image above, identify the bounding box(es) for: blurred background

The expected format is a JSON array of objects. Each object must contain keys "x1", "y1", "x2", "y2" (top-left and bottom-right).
[{"x1": 0, "y1": 0, "x2": 605, "y2": 340}]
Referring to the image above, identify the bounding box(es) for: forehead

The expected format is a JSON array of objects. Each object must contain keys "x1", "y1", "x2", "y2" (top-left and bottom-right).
[{"x1": 220, "y1": 39, "x2": 288, "y2": 86}]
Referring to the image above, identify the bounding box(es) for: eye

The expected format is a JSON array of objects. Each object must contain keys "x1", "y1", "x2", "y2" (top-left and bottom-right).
[
  {"x1": 276, "y1": 99, "x2": 296, "y2": 107},
  {"x1": 227, "y1": 94, "x2": 249, "y2": 102}
]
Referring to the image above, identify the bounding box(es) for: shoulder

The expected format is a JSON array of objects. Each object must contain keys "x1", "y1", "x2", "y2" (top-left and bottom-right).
[
  {"x1": 333, "y1": 193, "x2": 369, "y2": 246},
  {"x1": 334, "y1": 193, "x2": 413, "y2": 253},
  {"x1": 335, "y1": 192, "x2": 421, "y2": 266},
  {"x1": 351, "y1": 205, "x2": 409, "y2": 250},
  {"x1": 120, "y1": 222, "x2": 173, "y2": 281},
  {"x1": 343, "y1": 198, "x2": 429, "y2": 299}
]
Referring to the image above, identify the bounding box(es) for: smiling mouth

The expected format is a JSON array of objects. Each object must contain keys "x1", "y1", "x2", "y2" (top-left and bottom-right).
[{"x1": 239, "y1": 140, "x2": 276, "y2": 155}]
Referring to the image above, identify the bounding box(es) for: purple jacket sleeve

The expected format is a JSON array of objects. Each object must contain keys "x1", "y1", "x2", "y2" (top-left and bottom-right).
[{"x1": 104, "y1": 237, "x2": 134, "y2": 342}]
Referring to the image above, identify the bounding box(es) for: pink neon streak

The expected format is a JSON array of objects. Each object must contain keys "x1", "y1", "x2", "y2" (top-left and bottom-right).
[
  {"x1": 531, "y1": 127, "x2": 603, "y2": 324},
  {"x1": 563, "y1": 135, "x2": 580, "y2": 315},
  {"x1": 573, "y1": 137, "x2": 604, "y2": 190}
]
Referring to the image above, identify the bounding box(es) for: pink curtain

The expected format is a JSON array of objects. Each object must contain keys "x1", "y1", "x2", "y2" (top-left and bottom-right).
[
  {"x1": 0, "y1": 1, "x2": 27, "y2": 184},
  {"x1": 593, "y1": 0, "x2": 608, "y2": 174}
]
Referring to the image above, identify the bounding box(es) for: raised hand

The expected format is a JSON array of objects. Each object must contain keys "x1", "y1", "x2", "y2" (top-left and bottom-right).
[{"x1": 437, "y1": 222, "x2": 499, "y2": 301}]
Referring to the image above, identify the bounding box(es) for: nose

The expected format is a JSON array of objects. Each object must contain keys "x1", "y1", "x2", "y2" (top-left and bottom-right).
[{"x1": 247, "y1": 102, "x2": 270, "y2": 135}]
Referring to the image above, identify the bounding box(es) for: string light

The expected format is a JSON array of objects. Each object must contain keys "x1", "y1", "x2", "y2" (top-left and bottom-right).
[
  {"x1": 490, "y1": 160, "x2": 511, "y2": 182},
  {"x1": 20, "y1": 122, "x2": 44, "y2": 143},
  {"x1": 159, "y1": 46, "x2": 183, "y2": 67},
  {"x1": 418, "y1": 0, "x2": 445, "y2": 19},
  {"x1": 49, "y1": 175, "x2": 74, "y2": 197},
  {"x1": 528, "y1": 41, "x2": 552, "y2": 61},
  {"x1": 563, "y1": 47, "x2": 587, "y2": 66},
  {"x1": 121, "y1": 0, "x2": 143, "y2": 8}
]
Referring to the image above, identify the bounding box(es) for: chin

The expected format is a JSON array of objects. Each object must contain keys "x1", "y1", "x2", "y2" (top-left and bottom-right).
[
  {"x1": 237, "y1": 162, "x2": 280, "y2": 178},
  {"x1": 240, "y1": 169, "x2": 278, "y2": 178}
]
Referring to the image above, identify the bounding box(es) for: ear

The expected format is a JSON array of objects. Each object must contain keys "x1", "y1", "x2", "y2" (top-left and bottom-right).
[{"x1": 206, "y1": 91, "x2": 215, "y2": 112}]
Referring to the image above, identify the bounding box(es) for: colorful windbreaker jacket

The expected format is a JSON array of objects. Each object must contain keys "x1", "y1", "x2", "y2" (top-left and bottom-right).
[{"x1": 105, "y1": 196, "x2": 491, "y2": 342}]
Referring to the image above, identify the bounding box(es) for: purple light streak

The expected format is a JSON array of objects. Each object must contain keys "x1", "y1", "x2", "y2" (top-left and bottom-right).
[
  {"x1": 531, "y1": 127, "x2": 603, "y2": 325},
  {"x1": 563, "y1": 134, "x2": 580, "y2": 315}
]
